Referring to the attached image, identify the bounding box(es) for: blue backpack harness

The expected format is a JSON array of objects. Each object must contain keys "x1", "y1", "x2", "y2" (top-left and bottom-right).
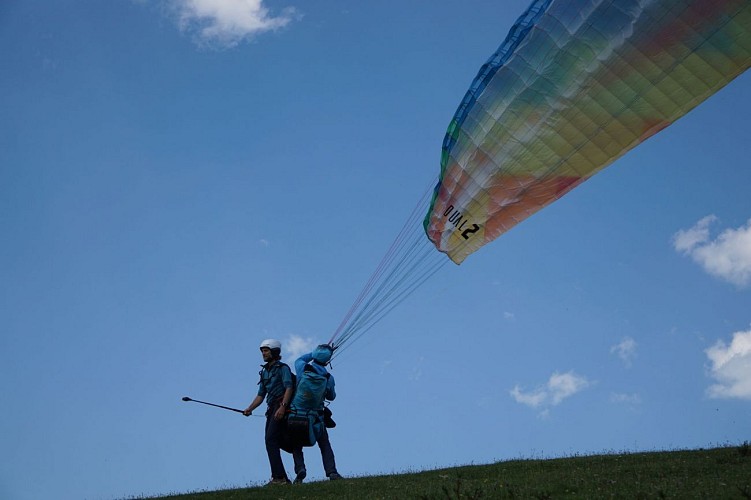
[{"x1": 287, "y1": 363, "x2": 330, "y2": 447}]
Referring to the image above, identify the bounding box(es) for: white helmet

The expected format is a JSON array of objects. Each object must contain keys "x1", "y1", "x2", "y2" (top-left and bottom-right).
[{"x1": 259, "y1": 339, "x2": 282, "y2": 351}]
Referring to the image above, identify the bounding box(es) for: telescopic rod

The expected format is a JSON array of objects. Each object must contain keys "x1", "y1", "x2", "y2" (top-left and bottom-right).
[{"x1": 182, "y1": 396, "x2": 244, "y2": 414}]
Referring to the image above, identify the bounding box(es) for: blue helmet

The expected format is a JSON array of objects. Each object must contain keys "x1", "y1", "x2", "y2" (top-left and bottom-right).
[{"x1": 312, "y1": 344, "x2": 333, "y2": 364}]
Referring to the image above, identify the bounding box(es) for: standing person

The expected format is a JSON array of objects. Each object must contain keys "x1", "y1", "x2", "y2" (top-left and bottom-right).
[
  {"x1": 243, "y1": 339, "x2": 304, "y2": 486},
  {"x1": 288, "y1": 344, "x2": 343, "y2": 483}
]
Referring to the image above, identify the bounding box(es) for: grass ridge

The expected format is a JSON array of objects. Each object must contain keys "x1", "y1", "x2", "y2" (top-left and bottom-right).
[{"x1": 136, "y1": 443, "x2": 751, "y2": 499}]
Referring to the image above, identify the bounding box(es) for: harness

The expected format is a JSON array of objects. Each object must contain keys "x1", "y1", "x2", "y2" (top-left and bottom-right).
[
  {"x1": 257, "y1": 361, "x2": 293, "y2": 406},
  {"x1": 287, "y1": 363, "x2": 331, "y2": 447}
]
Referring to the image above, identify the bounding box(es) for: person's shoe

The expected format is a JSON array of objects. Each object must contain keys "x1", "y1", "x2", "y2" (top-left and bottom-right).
[
  {"x1": 293, "y1": 469, "x2": 307, "y2": 484},
  {"x1": 265, "y1": 477, "x2": 291, "y2": 486},
  {"x1": 328, "y1": 472, "x2": 343, "y2": 480}
]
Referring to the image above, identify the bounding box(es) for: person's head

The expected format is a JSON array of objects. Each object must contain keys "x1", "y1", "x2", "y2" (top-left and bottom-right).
[
  {"x1": 312, "y1": 344, "x2": 334, "y2": 365},
  {"x1": 259, "y1": 338, "x2": 282, "y2": 362}
]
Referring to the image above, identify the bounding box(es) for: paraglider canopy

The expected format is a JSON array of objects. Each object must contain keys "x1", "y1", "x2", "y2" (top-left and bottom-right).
[{"x1": 424, "y1": 0, "x2": 751, "y2": 264}]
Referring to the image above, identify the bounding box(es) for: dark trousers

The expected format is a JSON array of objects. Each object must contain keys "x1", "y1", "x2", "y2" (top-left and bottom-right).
[
  {"x1": 264, "y1": 404, "x2": 304, "y2": 480},
  {"x1": 293, "y1": 425, "x2": 338, "y2": 477},
  {"x1": 317, "y1": 427, "x2": 338, "y2": 477}
]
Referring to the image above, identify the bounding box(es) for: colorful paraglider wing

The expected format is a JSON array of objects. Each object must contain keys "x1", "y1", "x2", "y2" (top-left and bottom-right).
[{"x1": 424, "y1": 0, "x2": 751, "y2": 264}]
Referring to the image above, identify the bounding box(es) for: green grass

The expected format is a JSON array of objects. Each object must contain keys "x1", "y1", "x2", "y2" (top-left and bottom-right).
[{"x1": 142, "y1": 443, "x2": 751, "y2": 499}]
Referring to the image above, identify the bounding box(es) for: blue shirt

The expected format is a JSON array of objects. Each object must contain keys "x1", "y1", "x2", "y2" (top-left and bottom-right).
[
  {"x1": 256, "y1": 361, "x2": 294, "y2": 405},
  {"x1": 294, "y1": 352, "x2": 336, "y2": 401}
]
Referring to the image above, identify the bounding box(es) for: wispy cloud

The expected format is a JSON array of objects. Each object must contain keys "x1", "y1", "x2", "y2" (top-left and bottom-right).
[
  {"x1": 705, "y1": 326, "x2": 751, "y2": 400},
  {"x1": 610, "y1": 337, "x2": 637, "y2": 367},
  {"x1": 166, "y1": 0, "x2": 299, "y2": 48},
  {"x1": 673, "y1": 215, "x2": 717, "y2": 253},
  {"x1": 284, "y1": 334, "x2": 315, "y2": 360},
  {"x1": 259, "y1": 239, "x2": 270, "y2": 247},
  {"x1": 409, "y1": 356, "x2": 425, "y2": 381},
  {"x1": 673, "y1": 216, "x2": 751, "y2": 288},
  {"x1": 610, "y1": 392, "x2": 641, "y2": 405},
  {"x1": 510, "y1": 371, "x2": 590, "y2": 412}
]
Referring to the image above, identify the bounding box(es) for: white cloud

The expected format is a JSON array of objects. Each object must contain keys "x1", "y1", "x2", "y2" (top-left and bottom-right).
[
  {"x1": 673, "y1": 216, "x2": 751, "y2": 288},
  {"x1": 510, "y1": 371, "x2": 590, "y2": 411},
  {"x1": 705, "y1": 327, "x2": 751, "y2": 400},
  {"x1": 673, "y1": 215, "x2": 717, "y2": 253},
  {"x1": 509, "y1": 385, "x2": 547, "y2": 407},
  {"x1": 259, "y1": 239, "x2": 270, "y2": 247},
  {"x1": 504, "y1": 311, "x2": 515, "y2": 320},
  {"x1": 168, "y1": 0, "x2": 299, "y2": 48},
  {"x1": 284, "y1": 334, "x2": 315, "y2": 361},
  {"x1": 548, "y1": 371, "x2": 590, "y2": 404},
  {"x1": 610, "y1": 337, "x2": 637, "y2": 367},
  {"x1": 610, "y1": 392, "x2": 641, "y2": 405}
]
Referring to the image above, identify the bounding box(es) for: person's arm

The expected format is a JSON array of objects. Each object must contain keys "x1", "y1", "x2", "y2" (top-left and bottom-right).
[
  {"x1": 274, "y1": 386, "x2": 294, "y2": 420},
  {"x1": 273, "y1": 364, "x2": 295, "y2": 420},
  {"x1": 295, "y1": 352, "x2": 314, "y2": 377},
  {"x1": 243, "y1": 395, "x2": 264, "y2": 416}
]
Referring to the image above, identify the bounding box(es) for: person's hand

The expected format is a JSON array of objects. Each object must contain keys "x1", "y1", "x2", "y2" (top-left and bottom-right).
[
  {"x1": 243, "y1": 408, "x2": 252, "y2": 417},
  {"x1": 273, "y1": 406, "x2": 286, "y2": 421}
]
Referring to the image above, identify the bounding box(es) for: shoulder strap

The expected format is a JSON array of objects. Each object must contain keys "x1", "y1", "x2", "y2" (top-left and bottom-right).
[{"x1": 258, "y1": 361, "x2": 291, "y2": 389}]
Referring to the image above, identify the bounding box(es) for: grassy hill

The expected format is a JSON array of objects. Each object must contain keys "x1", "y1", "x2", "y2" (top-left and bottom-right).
[{"x1": 144, "y1": 443, "x2": 750, "y2": 499}]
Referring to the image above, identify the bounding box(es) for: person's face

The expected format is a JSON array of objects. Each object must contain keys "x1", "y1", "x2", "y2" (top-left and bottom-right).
[{"x1": 260, "y1": 347, "x2": 273, "y2": 362}]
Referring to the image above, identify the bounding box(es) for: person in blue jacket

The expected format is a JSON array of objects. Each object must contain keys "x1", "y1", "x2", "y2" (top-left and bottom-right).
[{"x1": 289, "y1": 344, "x2": 342, "y2": 483}]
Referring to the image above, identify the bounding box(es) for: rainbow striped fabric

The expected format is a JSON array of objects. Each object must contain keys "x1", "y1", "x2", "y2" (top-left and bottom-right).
[{"x1": 424, "y1": 0, "x2": 751, "y2": 264}]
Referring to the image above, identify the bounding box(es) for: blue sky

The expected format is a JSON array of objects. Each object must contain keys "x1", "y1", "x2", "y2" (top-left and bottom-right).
[{"x1": 1, "y1": 1, "x2": 750, "y2": 499}]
